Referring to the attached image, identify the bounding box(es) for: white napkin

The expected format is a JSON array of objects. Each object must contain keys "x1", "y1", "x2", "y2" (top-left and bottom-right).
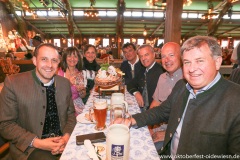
[{"x1": 84, "y1": 139, "x2": 99, "y2": 160}]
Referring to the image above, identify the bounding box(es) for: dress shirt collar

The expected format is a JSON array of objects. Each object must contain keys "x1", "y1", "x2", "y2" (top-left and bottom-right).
[
  {"x1": 146, "y1": 61, "x2": 156, "y2": 72},
  {"x1": 164, "y1": 68, "x2": 183, "y2": 79},
  {"x1": 186, "y1": 72, "x2": 221, "y2": 98},
  {"x1": 128, "y1": 57, "x2": 139, "y2": 70},
  {"x1": 35, "y1": 72, "x2": 55, "y2": 87},
  {"x1": 43, "y1": 78, "x2": 55, "y2": 86}
]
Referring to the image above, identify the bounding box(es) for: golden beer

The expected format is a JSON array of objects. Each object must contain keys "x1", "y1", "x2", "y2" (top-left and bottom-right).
[
  {"x1": 92, "y1": 99, "x2": 107, "y2": 131},
  {"x1": 94, "y1": 107, "x2": 107, "y2": 130}
]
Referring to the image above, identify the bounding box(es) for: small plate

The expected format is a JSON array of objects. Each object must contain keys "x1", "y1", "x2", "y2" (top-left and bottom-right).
[
  {"x1": 93, "y1": 143, "x2": 106, "y2": 160},
  {"x1": 76, "y1": 112, "x2": 95, "y2": 124}
]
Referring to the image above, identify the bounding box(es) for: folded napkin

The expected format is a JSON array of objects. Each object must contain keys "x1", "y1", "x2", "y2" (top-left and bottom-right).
[{"x1": 84, "y1": 139, "x2": 99, "y2": 160}]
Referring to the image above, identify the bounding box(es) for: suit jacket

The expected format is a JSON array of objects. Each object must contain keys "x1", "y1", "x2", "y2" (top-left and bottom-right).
[
  {"x1": 127, "y1": 62, "x2": 164, "y2": 109},
  {"x1": 0, "y1": 70, "x2": 76, "y2": 160},
  {"x1": 133, "y1": 78, "x2": 240, "y2": 158},
  {"x1": 229, "y1": 67, "x2": 240, "y2": 85},
  {"x1": 120, "y1": 60, "x2": 145, "y2": 85}
]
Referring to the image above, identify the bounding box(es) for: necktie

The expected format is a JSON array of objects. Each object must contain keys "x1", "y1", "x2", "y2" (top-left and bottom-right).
[
  {"x1": 142, "y1": 71, "x2": 149, "y2": 110},
  {"x1": 131, "y1": 69, "x2": 134, "y2": 79}
]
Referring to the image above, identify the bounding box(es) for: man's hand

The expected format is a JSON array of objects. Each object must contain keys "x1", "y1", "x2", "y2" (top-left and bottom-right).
[
  {"x1": 149, "y1": 100, "x2": 161, "y2": 109},
  {"x1": 33, "y1": 137, "x2": 64, "y2": 153},
  {"x1": 51, "y1": 133, "x2": 70, "y2": 155},
  {"x1": 152, "y1": 131, "x2": 165, "y2": 143},
  {"x1": 134, "y1": 92, "x2": 144, "y2": 107},
  {"x1": 32, "y1": 133, "x2": 70, "y2": 155},
  {"x1": 113, "y1": 117, "x2": 137, "y2": 128}
]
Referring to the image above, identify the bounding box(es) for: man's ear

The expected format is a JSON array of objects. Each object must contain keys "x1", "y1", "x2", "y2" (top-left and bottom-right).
[
  {"x1": 215, "y1": 56, "x2": 222, "y2": 71},
  {"x1": 32, "y1": 56, "x2": 37, "y2": 66}
]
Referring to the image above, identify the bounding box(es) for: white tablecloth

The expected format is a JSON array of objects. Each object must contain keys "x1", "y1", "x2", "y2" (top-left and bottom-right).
[{"x1": 60, "y1": 90, "x2": 160, "y2": 160}]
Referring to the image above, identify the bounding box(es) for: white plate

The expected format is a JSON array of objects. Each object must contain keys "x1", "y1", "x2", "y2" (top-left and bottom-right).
[
  {"x1": 76, "y1": 112, "x2": 95, "y2": 124},
  {"x1": 93, "y1": 143, "x2": 106, "y2": 160}
]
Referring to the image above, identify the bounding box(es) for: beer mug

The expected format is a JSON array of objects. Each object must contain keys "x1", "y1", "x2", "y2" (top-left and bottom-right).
[
  {"x1": 111, "y1": 93, "x2": 128, "y2": 112},
  {"x1": 110, "y1": 103, "x2": 131, "y2": 126},
  {"x1": 89, "y1": 98, "x2": 107, "y2": 131},
  {"x1": 106, "y1": 124, "x2": 130, "y2": 160}
]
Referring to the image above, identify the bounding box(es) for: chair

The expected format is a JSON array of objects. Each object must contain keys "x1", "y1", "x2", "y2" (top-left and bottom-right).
[{"x1": 0, "y1": 136, "x2": 9, "y2": 158}]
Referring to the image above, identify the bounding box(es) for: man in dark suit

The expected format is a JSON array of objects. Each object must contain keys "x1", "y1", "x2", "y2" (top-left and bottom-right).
[
  {"x1": 0, "y1": 43, "x2": 76, "y2": 160},
  {"x1": 126, "y1": 36, "x2": 240, "y2": 158},
  {"x1": 120, "y1": 42, "x2": 145, "y2": 85},
  {"x1": 127, "y1": 44, "x2": 164, "y2": 111}
]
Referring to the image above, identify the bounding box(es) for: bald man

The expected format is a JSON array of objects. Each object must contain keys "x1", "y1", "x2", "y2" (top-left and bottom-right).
[
  {"x1": 150, "y1": 42, "x2": 183, "y2": 109},
  {"x1": 149, "y1": 42, "x2": 183, "y2": 150}
]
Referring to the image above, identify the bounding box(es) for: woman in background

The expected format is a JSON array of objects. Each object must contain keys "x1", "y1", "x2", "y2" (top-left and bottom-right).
[
  {"x1": 82, "y1": 44, "x2": 100, "y2": 103},
  {"x1": 58, "y1": 47, "x2": 86, "y2": 116}
]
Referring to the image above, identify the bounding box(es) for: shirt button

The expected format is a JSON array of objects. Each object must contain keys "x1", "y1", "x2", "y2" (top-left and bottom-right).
[
  {"x1": 40, "y1": 122, "x2": 43, "y2": 125},
  {"x1": 178, "y1": 118, "x2": 181, "y2": 122},
  {"x1": 42, "y1": 90, "x2": 45, "y2": 93},
  {"x1": 43, "y1": 106, "x2": 46, "y2": 109},
  {"x1": 170, "y1": 133, "x2": 172, "y2": 138}
]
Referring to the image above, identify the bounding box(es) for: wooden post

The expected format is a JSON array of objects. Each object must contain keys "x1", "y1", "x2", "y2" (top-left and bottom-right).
[{"x1": 164, "y1": 0, "x2": 183, "y2": 44}]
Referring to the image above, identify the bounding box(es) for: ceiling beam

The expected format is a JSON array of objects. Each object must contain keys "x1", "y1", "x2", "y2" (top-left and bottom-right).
[
  {"x1": 151, "y1": 22, "x2": 165, "y2": 36},
  {"x1": 183, "y1": 22, "x2": 208, "y2": 38},
  {"x1": 5, "y1": 0, "x2": 28, "y2": 38},
  {"x1": 25, "y1": 20, "x2": 45, "y2": 36},
  {"x1": 72, "y1": 20, "x2": 81, "y2": 35},
  {"x1": 216, "y1": 25, "x2": 240, "y2": 37},
  {"x1": 63, "y1": 0, "x2": 74, "y2": 39},
  {"x1": 208, "y1": 1, "x2": 232, "y2": 36}
]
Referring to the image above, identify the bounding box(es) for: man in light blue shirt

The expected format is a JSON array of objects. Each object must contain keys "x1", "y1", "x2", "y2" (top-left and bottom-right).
[{"x1": 126, "y1": 36, "x2": 240, "y2": 158}]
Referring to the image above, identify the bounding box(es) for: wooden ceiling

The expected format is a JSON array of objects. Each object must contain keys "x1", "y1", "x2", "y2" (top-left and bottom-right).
[{"x1": 7, "y1": 0, "x2": 240, "y2": 39}]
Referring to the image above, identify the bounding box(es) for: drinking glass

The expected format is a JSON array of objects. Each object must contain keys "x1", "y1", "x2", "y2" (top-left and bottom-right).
[
  {"x1": 106, "y1": 124, "x2": 130, "y2": 160},
  {"x1": 110, "y1": 103, "x2": 131, "y2": 126}
]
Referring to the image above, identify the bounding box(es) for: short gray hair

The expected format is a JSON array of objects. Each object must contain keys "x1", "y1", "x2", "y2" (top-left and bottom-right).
[
  {"x1": 181, "y1": 36, "x2": 222, "y2": 57},
  {"x1": 137, "y1": 44, "x2": 154, "y2": 54}
]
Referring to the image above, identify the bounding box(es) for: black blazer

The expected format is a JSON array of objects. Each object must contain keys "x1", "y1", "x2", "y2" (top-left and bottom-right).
[
  {"x1": 120, "y1": 60, "x2": 145, "y2": 85},
  {"x1": 127, "y1": 62, "x2": 164, "y2": 109}
]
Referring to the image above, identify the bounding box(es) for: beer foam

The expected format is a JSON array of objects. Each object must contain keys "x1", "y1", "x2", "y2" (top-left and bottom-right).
[{"x1": 94, "y1": 101, "x2": 107, "y2": 109}]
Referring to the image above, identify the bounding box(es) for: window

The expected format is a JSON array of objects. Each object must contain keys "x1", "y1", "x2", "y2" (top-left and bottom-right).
[
  {"x1": 143, "y1": 12, "x2": 153, "y2": 17},
  {"x1": 182, "y1": 13, "x2": 188, "y2": 18},
  {"x1": 234, "y1": 40, "x2": 240, "y2": 48},
  {"x1": 54, "y1": 39, "x2": 61, "y2": 47},
  {"x1": 48, "y1": 11, "x2": 59, "y2": 16},
  {"x1": 154, "y1": 12, "x2": 164, "y2": 18},
  {"x1": 137, "y1": 39, "x2": 144, "y2": 45},
  {"x1": 132, "y1": 12, "x2": 142, "y2": 17},
  {"x1": 99, "y1": 11, "x2": 107, "y2": 16},
  {"x1": 67, "y1": 39, "x2": 74, "y2": 47},
  {"x1": 124, "y1": 38, "x2": 130, "y2": 44},
  {"x1": 107, "y1": 11, "x2": 117, "y2": 17},
  {"x1": 103, "y1": 38, "x2": 109, "y2": 47},
  {"x1": 157, "y1": 39, "x2": 164, "y2": 46},
  {"x1": 188, "y1": 13, "x2": 198, "y2": 18},
  {"x1": 36, "y1": 11, "x2": 47, "y2": 16},
  {"x1": 73, "y1": 11, "x2": 84, "y2": 16},
  {"x1": 25, "y1": 11, "x2": 33, "y2": 16},
  {"x1": 15, "y1": 11, "x2": 22, "y2": 16},
  {"x1": 89, "y1": 38, "x2": 95, "y2": 45},
  {"x1": 221, "y1": 40, "x2": 228, "y2": 48},
  {"x1": 124, "y1": 11, "x2": 131, "y2": 17}
]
